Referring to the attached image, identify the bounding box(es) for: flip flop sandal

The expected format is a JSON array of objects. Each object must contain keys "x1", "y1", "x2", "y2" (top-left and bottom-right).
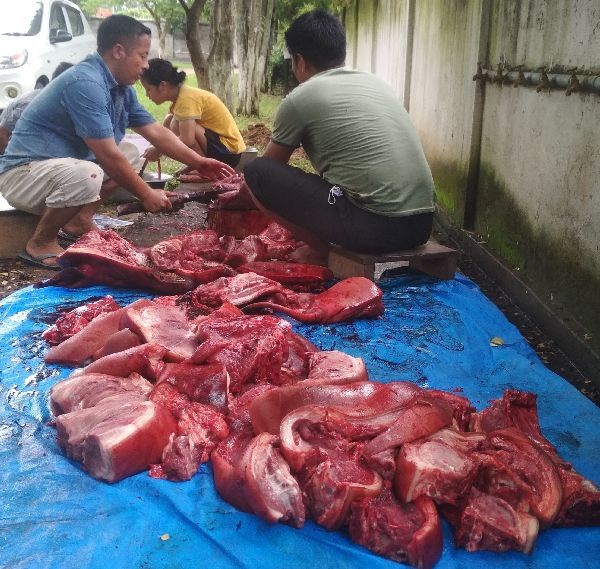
[
  {"x1": 17, "y1": 251, "x2": 61, "y2": 271},
  {"x1": 57, "y1": 229, "x2": 81, "y2": 244}
]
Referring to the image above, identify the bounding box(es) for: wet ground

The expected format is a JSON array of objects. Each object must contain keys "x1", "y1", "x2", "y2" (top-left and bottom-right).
[{"x1": 1, "y1": 197, "x2": 598, "y2": 407}]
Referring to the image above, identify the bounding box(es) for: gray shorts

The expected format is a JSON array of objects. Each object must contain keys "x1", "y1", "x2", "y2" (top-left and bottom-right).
[{"x1": 0, "y1": 141, "x2": 143, "y2": 215}]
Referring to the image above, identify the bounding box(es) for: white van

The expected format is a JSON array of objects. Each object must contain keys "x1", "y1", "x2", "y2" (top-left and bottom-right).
[{"x1": 0, "y1": 0, "x2": 96, "y2": 111}]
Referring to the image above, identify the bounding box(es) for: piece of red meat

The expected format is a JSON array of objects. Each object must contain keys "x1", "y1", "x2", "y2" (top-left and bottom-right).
[
  {"x1": 395, "y1": 430, "x2": 483, "y2": 505},
  {"x1": 77, "y1": 343, "x2": 167, "y2": 380},
  {"x1": 42, "y1": 296, "x2": 121, "y2": 345},
  {"x1": 156, "y1": 362, "x2": 229, "y2": 413},
  {"x1": 302, "y1": 458, "x2": 383, "y2": 530},
  {"x1": 238, "y1": 261, "x2": 333, "y2": 288},
  {"x1": 55, "y1": 398, "x2": 176, "y2": 482},
  {"x1": 250, "y1": 380, "x2": 424, "y2": 436},
  {"x1": 38, "y1": 230, "x2": 195, "y2": 294},
  {"x1": 92, "y1": 328, "x2": 142, "y2": 360},
  {"x1": 50, "y1": 372, "x2": 152, "y2": 416},
  {"x1": 212, "y1": 431, "x2": 305, "y2": 527},
  {"x1": 454, "y1": 488, "x2": 539, "y2": 554},
  {"x1": 304, "y1": 350, "x2": 368, "y2": 385},
  {"x1": 348, "y1": 487, "x2": 443, "y2": 569},
  {"x1": 244, "y1": 277, "x2": 385, "y2": 324}
]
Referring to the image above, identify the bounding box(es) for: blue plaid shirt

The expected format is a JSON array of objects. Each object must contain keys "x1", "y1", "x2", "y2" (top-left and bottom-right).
[{"x1": 0, "y1": 53, "x2": 154, "y2": 174}]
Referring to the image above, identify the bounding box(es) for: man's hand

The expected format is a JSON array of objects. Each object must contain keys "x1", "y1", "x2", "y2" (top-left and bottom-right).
[
  {"x1": 142, "y1": 146, "x2": 162, "y2": 162},
  {"x1": 141, "y1": 189, "x2": 172, "y2": 213},
  {"x1": 192, "y1": 157, "x2": 236, "y2": 181}
]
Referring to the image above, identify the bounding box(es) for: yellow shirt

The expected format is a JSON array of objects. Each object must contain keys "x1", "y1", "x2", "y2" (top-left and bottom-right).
[{"x1": 170, "y1": 84, "x2": 246, "y2": 153}]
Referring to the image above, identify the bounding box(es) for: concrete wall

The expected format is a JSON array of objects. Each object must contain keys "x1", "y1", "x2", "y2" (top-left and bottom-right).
[
  {"x1": 345, "y1": 0, "x2": 600, "y2": 355},
  {"x1": 89, "y1": 18, "x2": 210, "y2": 61}
]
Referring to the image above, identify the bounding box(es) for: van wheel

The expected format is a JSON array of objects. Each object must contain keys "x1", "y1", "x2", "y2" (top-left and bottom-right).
[{"x1": 34, "y1": 78, "x2": 49, "y2": 90}]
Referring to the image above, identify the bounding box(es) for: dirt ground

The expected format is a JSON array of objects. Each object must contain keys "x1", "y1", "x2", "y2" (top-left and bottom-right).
[{"x1": 1, "y1": 195, "x2": 597, "y2": 407}]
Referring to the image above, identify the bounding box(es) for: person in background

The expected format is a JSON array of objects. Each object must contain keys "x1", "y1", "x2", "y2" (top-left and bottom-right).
[
  {"x1": 0, "y1": 62, "x2": 73, "y2": 154},
  {"x1": 141, "y1": 58, "x2": 246, "y2": 168},
  {"x1": 0, "y1": 15, "x2": 234, "y2": 270},
  {"x1": 243, "y1": 9, "x2": 436, "y2": 258}
]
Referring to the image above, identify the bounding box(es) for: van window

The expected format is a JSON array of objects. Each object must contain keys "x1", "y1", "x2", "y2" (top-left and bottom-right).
[
  {"x1": 65, "y1": 6, "x2": 84, "y2": 36},
  {"x1": 49, "y1": 3, "x2": 68, "y2": 38},
  {"x1": 0, "y1": 1, "x2": 43, "y2": 36}
]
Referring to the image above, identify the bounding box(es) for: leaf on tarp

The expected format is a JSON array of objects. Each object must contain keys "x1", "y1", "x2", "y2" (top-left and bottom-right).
[{"x1": 490, "y1": 336, "x2": 505, "y2": 347}]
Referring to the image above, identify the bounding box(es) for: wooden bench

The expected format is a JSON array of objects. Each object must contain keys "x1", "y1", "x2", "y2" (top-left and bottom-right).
[
  {"x1": 0, "y1": 198, "x2": 38, "y2": 259},
  {"x1": 328, "y1": 240, "x2": 459, "y2": 281}
]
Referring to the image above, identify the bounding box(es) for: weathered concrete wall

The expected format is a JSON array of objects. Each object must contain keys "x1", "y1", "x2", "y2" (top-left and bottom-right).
[
  {"x1": 89, "y1": 18, "x2": 210, "y2": 61},
  {"x1": 345, "y1": 0, "x2": 600, "y2": 354}
]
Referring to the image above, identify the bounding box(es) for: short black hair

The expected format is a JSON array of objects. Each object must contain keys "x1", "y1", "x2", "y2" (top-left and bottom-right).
[
  {"x1": 285, "y1": 9, "x2": 346, "y2": 71},
  {"x1": 52, "y1": 61, "x2": 73, "y2": 80},
  {"x1": 97, "y1": 15, "x2": 151, "y2": 53},
  {"x1": 142, "y1": 58, "x2": 186, "y2": 86}
]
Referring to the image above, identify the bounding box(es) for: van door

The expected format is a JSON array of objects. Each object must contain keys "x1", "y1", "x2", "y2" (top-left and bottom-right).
[
  {"x1": 63, "y1": 3, "x2": 95, "y2": 64},
  {"x1": 44, "y1": 1, "x2": 71, "y2": 87}
]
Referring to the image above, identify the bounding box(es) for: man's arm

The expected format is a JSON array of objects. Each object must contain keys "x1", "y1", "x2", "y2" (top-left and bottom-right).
[
  {"x1": 263, "y1": 140, "x2": 295, "y2": 164},
  {"x1": 85, "y1": 137, "x2": 171, "y2": 213},
  {"x1": 134, "y1": 122, "x2": 234, "y2": 180}
]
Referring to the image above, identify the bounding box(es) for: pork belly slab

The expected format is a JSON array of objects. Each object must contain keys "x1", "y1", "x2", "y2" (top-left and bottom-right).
[{"x1": 55, "y1": 399, "x2": 176, "y2": 483}]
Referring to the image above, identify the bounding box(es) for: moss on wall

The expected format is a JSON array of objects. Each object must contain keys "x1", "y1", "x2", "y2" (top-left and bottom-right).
[
  {"x1": 430, "y1": 160, "x2": 468, "y2": 226},
  {"x1": 475, "y1": 163, "x2": 600, "y2": 354}
]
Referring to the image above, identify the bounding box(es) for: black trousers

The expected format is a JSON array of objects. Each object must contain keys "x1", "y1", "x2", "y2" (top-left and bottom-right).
[{"x1": 244, "y1": 157, "x2": 433, "y2": 254}]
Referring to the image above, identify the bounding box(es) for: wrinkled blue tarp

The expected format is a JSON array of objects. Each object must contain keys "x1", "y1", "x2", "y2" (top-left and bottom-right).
[{"x1": 0, "y1": 274, "x2": 598, "y2": 569}]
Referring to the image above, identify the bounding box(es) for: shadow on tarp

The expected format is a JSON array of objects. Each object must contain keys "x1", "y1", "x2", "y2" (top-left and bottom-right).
[{"x1": 0, "y1": 274, "x2": 598, "y2": 569}]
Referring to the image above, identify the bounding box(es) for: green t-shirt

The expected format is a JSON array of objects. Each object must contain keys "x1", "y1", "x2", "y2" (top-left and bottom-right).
[{"x1": 272, "y1": 68, "x2": 435, "y2": 217}]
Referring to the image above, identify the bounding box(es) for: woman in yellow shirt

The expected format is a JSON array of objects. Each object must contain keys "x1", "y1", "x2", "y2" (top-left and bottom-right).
[{"x1": 141, "y1": 59, "x2": 246, "y2": 167}]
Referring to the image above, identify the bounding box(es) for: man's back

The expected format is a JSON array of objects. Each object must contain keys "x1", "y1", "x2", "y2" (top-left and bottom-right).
[{"x1": 272, "y1": 68, "x2": 435, "y2": 217}]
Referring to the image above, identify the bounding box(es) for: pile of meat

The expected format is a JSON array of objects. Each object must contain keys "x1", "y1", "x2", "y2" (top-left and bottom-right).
[{"x1": 44, "y1": 294, "x2": 600, "y2": 569}]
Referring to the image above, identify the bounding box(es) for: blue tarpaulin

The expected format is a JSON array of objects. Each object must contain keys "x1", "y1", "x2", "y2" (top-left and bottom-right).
[{"x1": 0, "y1": 273, "x2": 598, "y2": 568}]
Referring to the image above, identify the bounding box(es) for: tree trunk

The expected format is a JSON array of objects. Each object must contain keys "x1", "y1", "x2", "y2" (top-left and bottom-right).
[
  {"x1": 208, "y1": 0, "x2": 234, "y2": 111},
  {"x1": 179, "y1": 0, "x2": 209, "y2": 88},
  {"x1": 234, "y1": 0, "x2": 276, "y2": 116}
]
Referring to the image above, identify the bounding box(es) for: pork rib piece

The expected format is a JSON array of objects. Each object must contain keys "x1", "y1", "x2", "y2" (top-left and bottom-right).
[
  {"x1": 50, "y1": 372, "x2": 153, "y2": 416},
  {"x1": 245, "y1": 277, "x2": 385, "y2": 323},
  {"x1": 212, "y1": 431, "x2": 305, "y2": 527},
  {"x1": 55, "y1": 398, "x2": 176, "y2": 482},
  {"x1": 348, "y1": 488, "x2": 443, "y2": 569}
]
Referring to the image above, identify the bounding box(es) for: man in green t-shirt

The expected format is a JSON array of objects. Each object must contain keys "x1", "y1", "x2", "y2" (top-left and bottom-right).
[{"x1": 244, "y1": 9, "x2": 436, "y2": 256}]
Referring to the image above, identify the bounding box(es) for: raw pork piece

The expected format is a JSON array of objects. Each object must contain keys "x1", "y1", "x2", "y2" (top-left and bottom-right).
[
  {"x1": 348, "y1": 488, "x2": 443, "y2": 569},
  {"x1": 554, "y1": 467, "x2": 600, "y2": 527},
  {"x1": 212, "y1": 431, "x2": 305, "y2": 527},
  {"x1": 191, "y1": 315, "x2": 292, "y2": 393},
  {"x1": 454, "y1": 488, "x2": 539, "y2": 554},
  {"x1": 395, "y1": 429, "x2": 484, "y2": 504},
  {"x1": 302, "y1": 458, "x2": 382, "y2": 530},
  {"x1": 76, "y1": 343, "x2": 167, "y2": 380},
  {"x1": 50, "y1": 372, "x2": 152, "y2": 415},
  {"x1": 362, "y1": 398, "x2": 453, "y2": 459},
  {"x1": 245, "y1": 277, "x2": 385, "y2": 323},
  {"x1": 92, "y1": 328, "x2": 141, "y2": 360},
  {"x1": 427, "y1": 389, "x2": 475, "y2": 431},
  {"x1": 55, "y1": 398, "x2": 176, "y2": 482},
  {"x1": 479, "y1": 428, "x2": 563, "y2": 526},
  {"x1": 251, "y1": 381, "x2": 424, "y2": 436},
  {"x1": 238, "y1": 261, "x2": 333, "y2": 288},
  {"x1": 157, "y1": 363, "x2": 229, "y2": 413},
  {"x1": 122, "y1": 301, "x2": 198, "y2": 361},
  {"x1": 190, "y1": 272, "x2": 286, "y2": 310},
  {"x1": 304, "y1": 350, "x2": 368, "y2": 385},
  {"x1": 150, "y1": 389, "x2": 229, "y2": 482},
  {"x1": 38, "y1": 230, "x2": 195, "y2": 294},
  {"x1": 280, "y1": 331, "x2": 317, "y2": 381},
  {"x1": 42, "y1": 296, "x2": 120, "y2": 345}
]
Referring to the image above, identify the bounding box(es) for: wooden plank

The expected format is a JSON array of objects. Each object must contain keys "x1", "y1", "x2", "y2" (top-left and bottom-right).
[{"x1": 328, "y1": 240, "x2": 459, "y2": 281}]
